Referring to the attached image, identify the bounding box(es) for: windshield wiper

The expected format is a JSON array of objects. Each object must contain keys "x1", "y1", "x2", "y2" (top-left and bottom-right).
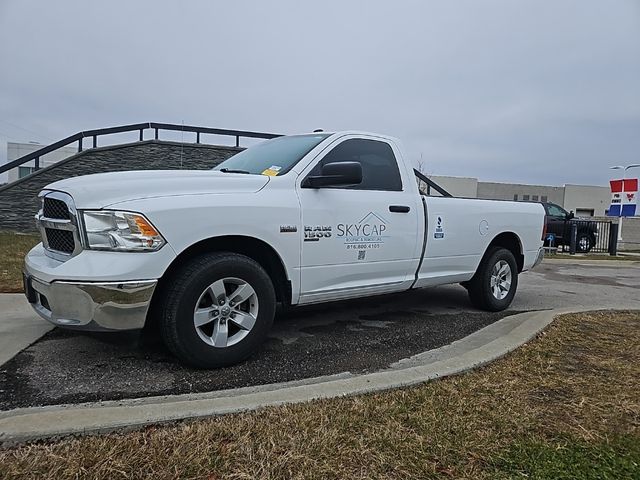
[{"x1": 219, "y1": 168, "x2": 251, "y2": 174}]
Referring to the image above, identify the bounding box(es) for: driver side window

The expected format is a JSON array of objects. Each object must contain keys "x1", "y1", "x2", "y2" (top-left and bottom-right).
[
  {"x1": 310, "y1": 138, "x2": 403, "y2": 191},
  {"x1": 547, "y1": 204, "x2": 566, "y2": 217}
]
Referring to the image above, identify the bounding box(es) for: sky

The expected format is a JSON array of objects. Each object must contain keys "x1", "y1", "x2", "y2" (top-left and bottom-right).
[{"x1": 1, "y1": 0, "x2": 639, "y2": 186}]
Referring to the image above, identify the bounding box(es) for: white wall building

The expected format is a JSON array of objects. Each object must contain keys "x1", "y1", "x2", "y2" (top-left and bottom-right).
[
  {"x1": 429, "y1": 175, "x2": 611, "y2": 217},
  {"x1": 5, "y1": 142, "x2": 77, "y2": 183},
  {"x1": 562, "y1": 184, "x2": 611, "y2": 217},
  {"x1": 426, "y1": 175, "x2": 478, "y2": 197}
]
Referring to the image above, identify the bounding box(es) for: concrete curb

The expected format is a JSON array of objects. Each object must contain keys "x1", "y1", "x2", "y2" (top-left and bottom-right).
[
  {"x1": 543, "y1": 257, "x2": 639, "y2": 266},
  {"x1": 0, "y1": 307, "x2": 617, "y2": 446}
]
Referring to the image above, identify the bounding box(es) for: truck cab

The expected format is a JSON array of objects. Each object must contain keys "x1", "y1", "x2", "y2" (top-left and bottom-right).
[{"x1": 542, "y1": 202, "x2": 597, "y2": 252}]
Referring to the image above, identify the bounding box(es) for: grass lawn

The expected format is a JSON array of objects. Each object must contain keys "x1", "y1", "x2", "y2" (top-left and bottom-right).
[
  {"x1": 0, "y1": 231, "x2": 40, "y2": 293},
  {"x1": 1, "y1": 310, "x2": 638, "y2": 479}
]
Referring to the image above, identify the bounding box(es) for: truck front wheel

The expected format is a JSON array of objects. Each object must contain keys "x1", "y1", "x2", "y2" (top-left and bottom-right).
[
  {"x1": 159, "y1": 252, "x2": 276, "y2": 368},
  {"x1": 467, "y1": 247, "x2": 518, "y2": 312}
]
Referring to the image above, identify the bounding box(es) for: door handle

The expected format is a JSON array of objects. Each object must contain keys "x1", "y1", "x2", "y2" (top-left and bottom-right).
[{"x1": 389, "y1": 205, "x2": 410, "y2": 213}]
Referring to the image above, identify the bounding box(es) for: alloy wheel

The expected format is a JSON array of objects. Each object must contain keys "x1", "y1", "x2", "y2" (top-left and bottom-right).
[
  {"x1": 490, "y1": 260, "x2": 512, "y2": 300},
  {"x1": 193, "y1": 277, "x2": 259, "y2": 348}
]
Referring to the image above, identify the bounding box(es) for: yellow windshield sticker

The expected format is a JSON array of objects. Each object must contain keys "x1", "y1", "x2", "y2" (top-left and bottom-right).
[{"x1": 261, "y1": 165, "x2": 282, "y2": 177}]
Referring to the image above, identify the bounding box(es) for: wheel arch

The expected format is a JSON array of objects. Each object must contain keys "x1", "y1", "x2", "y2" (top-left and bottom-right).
[
  {"x1": 151, "y1": 235, "x2": 291, "y2": 320},
  {"x1": 484, "y1": 231, "x2": 524, "y2": 272}
]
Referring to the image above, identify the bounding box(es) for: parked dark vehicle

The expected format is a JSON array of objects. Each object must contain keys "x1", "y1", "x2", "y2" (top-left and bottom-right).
[{"x1": 542, "y1": 202, "x2": 597, "y2": 252}]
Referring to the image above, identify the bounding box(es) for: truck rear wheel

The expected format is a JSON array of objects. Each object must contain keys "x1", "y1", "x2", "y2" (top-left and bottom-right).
[
  {"x1": 467, "y1": 247, "x2": 518, "y2": 312},
  {"x1": 159, "y1": 252, "x2": 276, "y2": 368}
]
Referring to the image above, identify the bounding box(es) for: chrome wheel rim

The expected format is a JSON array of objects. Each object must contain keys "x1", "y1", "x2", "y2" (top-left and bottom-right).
[
  {"x1": 193, "y1": 277, "x2": 259, "y2": 348},
  {"x1": 490, "y1": 260, "x2": 512, "y2": 300}
]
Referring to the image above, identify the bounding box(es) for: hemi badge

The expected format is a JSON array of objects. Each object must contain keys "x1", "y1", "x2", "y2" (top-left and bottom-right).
[{"x1": 280, "y1": 225, "x2": 297, "y2": 233}]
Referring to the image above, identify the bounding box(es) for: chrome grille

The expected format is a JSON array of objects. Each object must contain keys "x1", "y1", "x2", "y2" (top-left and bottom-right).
[
  {"x1": 37, "y1": 191, "x2": 82, "y2": 261},
  {"x1": 45, "y1": 229, "x2": 75, "y2": 254},
  {"x1": 43, "y1": 198, "x2": 71, "y2": 219}
]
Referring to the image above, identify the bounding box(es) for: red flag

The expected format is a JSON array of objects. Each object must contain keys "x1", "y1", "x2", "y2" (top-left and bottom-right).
[
  {"x1": 623, "y1": 178, "x2": 638, "y2": 193},
  {"x1": 610, "y1": 179, "x2": 623, "y2": 193}
]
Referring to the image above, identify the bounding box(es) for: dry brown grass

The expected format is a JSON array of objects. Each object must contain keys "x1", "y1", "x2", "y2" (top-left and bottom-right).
[
  {"x1": 0, "y1": 231, "x2": 40, "y2": 293},
  {"x1": 1, "y1": 311, "x2": 639, "y2": 479}
]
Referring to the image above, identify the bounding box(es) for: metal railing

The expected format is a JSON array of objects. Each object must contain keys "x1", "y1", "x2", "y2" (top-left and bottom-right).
[
  {"x1": 0, "y1": 122, "x2": 281, "y2": 176},
  {"x1": 545, "y1": 219, "x2": 619, "y2": 255}
]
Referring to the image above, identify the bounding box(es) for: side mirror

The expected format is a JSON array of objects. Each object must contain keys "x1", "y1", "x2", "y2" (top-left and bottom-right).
[
  {"x1": 567, "y1": 211, "x2": 575, "y2": 220},
  {"x1": 302, "y1": 161, "x2": 362, "y2": 188}
]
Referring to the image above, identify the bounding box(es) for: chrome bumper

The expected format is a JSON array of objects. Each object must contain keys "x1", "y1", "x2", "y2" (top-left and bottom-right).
[{"x1": 24, "y1": 275, "x2": 157, "y2": 331}]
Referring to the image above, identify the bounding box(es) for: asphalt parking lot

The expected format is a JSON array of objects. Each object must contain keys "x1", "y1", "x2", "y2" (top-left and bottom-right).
[{"x1": 1, "y1": 259, "x2": 639, "y2": 411}]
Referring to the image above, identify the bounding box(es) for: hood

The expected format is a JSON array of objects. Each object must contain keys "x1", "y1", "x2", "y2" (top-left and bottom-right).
[{"x1": 45, "y1": 170, "x2": 270, "y2": 209}]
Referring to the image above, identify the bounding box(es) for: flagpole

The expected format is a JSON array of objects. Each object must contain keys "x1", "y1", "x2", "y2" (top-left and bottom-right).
[{"x1": 618, "y1": 216, "x2": 623, "y2": 242}]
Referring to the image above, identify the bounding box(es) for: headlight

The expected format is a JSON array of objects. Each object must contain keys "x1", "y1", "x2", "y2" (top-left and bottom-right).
[{"x1": 82, "y1": 210, "x2": 165, "y2": 251}]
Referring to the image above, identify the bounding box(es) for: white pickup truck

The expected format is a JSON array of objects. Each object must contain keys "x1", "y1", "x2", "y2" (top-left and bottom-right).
[{"x1": 24, "y1": 131, "x2": 545, "y2": 368}]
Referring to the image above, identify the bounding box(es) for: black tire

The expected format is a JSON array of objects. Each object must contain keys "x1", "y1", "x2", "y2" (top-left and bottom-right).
[
  {"x1": 159, "y1": 252, "x2": 276, "y2": 368},
  {"x1": 467, "y1": 247, "x2": 518, "y2": 312},
  {"x1": 576, "y1": 232, "x2": 594, "y2": 253}
]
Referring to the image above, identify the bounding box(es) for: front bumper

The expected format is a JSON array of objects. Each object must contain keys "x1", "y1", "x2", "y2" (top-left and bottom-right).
[
  {"x1": 24, "y1": 274, "x2": 157, "y2": 331},
  {"x1": 22, "y1": 242, "x2": 175, "y2": 331}
]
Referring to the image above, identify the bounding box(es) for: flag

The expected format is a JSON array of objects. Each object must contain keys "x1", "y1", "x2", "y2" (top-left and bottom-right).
[{"x1": 609, "y1": 178, "x2": 638, "y2": 217}]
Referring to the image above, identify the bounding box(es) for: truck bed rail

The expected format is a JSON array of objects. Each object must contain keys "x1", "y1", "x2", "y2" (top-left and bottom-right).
[{"x1": 414, "y1": 169, "x2": 453, "y2": 197}]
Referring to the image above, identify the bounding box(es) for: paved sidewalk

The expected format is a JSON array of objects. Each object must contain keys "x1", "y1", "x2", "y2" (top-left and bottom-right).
[{"x1": 0, "y1": 294, "x2": 52, "y2": 367}]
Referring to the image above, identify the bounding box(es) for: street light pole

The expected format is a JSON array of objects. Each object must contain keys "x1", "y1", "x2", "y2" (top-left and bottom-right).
[{"x1": 610, "y1": 164, "x2": 640, "y2": 242}]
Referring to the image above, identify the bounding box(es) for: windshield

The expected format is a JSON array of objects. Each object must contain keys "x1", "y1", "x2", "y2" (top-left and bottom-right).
[{"x1": 213, "y1": 133, "x2": 331, "y2": 176}]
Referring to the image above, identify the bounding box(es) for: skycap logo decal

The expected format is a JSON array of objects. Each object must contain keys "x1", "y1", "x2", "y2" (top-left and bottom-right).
[{"x1": 337, "y1": 212, "x2": 388, "y2": 250}]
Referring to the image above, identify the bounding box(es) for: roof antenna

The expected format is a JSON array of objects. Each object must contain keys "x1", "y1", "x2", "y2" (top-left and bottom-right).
[{"x1": 313, "y1": 128, "x2": 323, "y2": 132}]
